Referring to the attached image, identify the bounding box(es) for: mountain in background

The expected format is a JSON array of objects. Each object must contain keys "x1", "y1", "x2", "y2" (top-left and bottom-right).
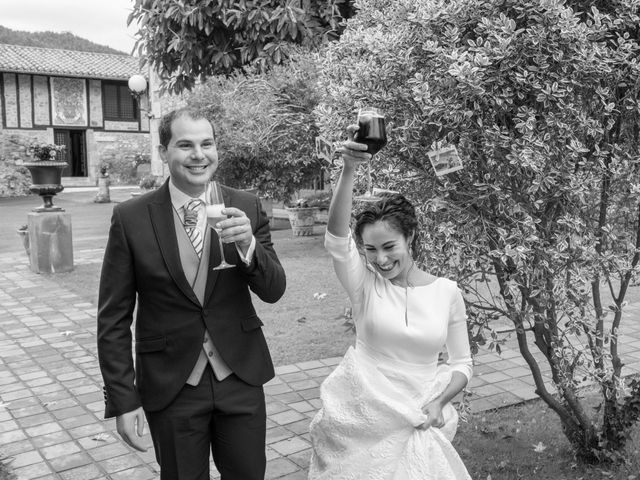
[{"x1": 0, "y1": 25, "x2": 128, "y2": 55}]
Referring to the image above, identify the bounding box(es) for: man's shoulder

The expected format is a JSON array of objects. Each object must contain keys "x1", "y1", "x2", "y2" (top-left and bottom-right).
[{"x1": 114, "y1": 188, "x2": 164, "y2": 215}]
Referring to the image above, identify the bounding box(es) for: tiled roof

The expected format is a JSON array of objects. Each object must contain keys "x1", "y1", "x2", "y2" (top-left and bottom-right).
[{"x1": 0, "y1": 44, "x2": 144, "y2": 80}]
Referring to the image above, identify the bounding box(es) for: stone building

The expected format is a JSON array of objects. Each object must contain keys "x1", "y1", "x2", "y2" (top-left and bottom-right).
[{"x1": 0, "y1": 43, "x2": 152, "y2": 196}]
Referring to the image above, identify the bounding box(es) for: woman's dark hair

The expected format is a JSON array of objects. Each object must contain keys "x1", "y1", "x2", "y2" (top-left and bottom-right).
[
  {"x1": 158, "y1": 107, "x2": 216, "y2": 148},
  {"x1": 353, "y1": 193, "x2": 419, "y2": 254}
]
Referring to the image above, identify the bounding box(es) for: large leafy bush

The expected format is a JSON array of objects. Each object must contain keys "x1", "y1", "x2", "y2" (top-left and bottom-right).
[
  {"x1": 182, "y1": 51, "x2": 326, "y2": 201},
  {"x1": 316, "y1": 0, "x2": 640, "y2": 461}
]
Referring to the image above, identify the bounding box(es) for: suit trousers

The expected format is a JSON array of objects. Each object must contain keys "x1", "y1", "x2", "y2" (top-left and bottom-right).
[{"x1": 145, "y1": 365, "x2": 267, "y2": 480}]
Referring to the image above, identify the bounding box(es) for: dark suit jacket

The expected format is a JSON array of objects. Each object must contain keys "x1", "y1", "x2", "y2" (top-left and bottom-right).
[{"x1": 97, "y1": 181, "x2": 286, "y2": 418}]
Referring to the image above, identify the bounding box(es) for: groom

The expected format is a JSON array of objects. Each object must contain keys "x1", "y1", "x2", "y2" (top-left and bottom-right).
[{"x1": 97, "y1": 107, "x2": 286, "y2": 479}]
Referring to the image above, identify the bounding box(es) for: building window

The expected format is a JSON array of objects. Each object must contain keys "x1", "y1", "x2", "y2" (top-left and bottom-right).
[{"x1": 103, "y1": 81, "x2": 138, "y2": 121}]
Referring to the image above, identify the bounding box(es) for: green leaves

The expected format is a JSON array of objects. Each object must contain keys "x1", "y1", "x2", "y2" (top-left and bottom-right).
[
  {"x1": 129, "y1": 0, "x2": 355, "y2": 94},
  {"x1": 316, "y1": 0, "x2": 640, "y2": 462}
]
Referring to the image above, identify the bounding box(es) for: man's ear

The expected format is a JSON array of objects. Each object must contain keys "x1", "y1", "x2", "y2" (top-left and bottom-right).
[{"x1": 158, "y1": 144, "x2": 168, "y2": 163}]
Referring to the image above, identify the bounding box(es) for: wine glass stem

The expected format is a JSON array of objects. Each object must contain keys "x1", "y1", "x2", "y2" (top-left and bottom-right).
[
  {"x1": 216, "y1": 231, "x2": 227, "y2": 264},
  {"x1": 367, "y1": 160, "x2": 373, "y2": 195}
]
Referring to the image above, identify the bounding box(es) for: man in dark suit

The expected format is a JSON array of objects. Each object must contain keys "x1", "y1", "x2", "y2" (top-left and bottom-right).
[{"x1": 97, "y1": 107, "x2": 286, "y2": 480}]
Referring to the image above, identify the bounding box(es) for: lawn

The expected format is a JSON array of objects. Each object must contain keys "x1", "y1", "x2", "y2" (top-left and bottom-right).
[{"x1": 27, "y1": 224, "x2": 640, "y2": 479}]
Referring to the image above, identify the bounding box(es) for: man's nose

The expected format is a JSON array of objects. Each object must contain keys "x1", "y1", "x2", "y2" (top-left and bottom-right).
[{"x1": 191, "y1": 146, "x2": 205, "y2": 159}]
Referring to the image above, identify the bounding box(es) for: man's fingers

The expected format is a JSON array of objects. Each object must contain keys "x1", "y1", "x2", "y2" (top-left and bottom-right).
[
  {"x1": 116, "y1": 408, "x2": 148, "y2": 452},
  {"x1": 122, "y1": 432, "x2": 148, "y2": 452}
]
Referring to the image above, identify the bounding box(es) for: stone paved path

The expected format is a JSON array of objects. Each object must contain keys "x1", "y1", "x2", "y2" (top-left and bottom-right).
[{"x1": 1, "y1": 246, "x2": 640, "y2": 480}]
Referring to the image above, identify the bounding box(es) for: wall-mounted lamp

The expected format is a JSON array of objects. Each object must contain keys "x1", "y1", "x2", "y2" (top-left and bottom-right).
[
  {"x1": 128, "y1": 74, "x2": 155, "y2": 119},
  {"x1": 128, "y1": 74, "x2": 147, "y2": 98}
]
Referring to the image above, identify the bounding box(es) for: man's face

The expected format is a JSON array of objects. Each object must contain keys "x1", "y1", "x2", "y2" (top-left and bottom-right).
[{"x1": 159, "y1": 116, "x2": 218, "y2": 197}]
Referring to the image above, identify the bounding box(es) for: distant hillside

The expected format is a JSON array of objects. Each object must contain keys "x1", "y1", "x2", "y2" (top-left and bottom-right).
[{"x1": 0, "y1": 25, "x2": 128, "y2": 55}]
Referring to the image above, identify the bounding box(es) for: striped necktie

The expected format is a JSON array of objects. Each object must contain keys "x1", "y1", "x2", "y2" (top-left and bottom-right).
[{"x1": 183, "y1": 199, "x2": 204, "y2": 258}]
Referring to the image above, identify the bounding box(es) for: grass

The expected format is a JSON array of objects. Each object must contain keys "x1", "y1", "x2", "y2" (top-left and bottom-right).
[
  {"x1": 0, "y1": 456, "x2": 16, "y2": 480},
  {"x1": 455, "y1": 391, "x2": 640, "y2": 480},
  {"x1": 17, "y1": 225, "x2": 640, "y2": 479}
]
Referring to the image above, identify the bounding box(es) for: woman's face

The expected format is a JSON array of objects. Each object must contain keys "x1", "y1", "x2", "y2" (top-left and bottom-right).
[{"x1": 360, "y1": 220, "x2": 413, "y2": 283}]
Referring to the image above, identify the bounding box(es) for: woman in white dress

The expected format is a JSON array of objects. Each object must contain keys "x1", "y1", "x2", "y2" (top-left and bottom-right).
[{"x1": 308, "y1": 126, "x2": 473, "y2": 479}]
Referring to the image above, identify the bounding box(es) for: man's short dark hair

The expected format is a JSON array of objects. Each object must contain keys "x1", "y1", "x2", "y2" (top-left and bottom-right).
[{"x1": 158, "y1": 107, "x2": 216, "y2": 148}]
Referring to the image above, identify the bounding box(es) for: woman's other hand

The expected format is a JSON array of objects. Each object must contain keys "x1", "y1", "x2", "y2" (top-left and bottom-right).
[{"x1": 418, "y1": 401, "x2": 445, "y2": 430}]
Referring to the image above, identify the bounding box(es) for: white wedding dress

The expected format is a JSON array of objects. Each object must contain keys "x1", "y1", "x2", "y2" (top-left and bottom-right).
[{"x1": 308, "y1": 232, "x2": 473, "y2": 479}]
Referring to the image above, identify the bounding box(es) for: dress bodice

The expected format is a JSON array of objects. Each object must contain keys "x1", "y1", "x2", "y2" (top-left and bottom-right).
[{"x1": 325, "y1": 231, "x2": 472, "y2": 380}]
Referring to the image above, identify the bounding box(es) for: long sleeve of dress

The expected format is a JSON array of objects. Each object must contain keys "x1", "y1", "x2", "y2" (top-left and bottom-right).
[
  {"x1": 445, "y1": 287, "x2": 473, "y2": 382},
  {"x1": 324, "y1": 231, "x2": 367, "y2": 315}
]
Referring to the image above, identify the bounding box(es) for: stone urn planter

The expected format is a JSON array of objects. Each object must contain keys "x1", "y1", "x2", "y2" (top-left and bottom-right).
[
  {"x1": 18, "y1": 160, "x2": 67, "y2": 211},
  {"x1": 285, "y1": 207, "x2": 318, "y2": 236}
]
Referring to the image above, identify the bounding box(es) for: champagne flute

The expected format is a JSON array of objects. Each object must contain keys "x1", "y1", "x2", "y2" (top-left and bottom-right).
[
  {"x1": 206, "y1": 181, "x2": 235, "y2": 270},
  {"x1": 353, "y1": 107, "x2": 387, "y2": 200}
]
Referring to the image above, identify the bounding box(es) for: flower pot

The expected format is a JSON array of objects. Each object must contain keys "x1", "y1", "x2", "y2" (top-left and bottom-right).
[
  {"x1": 285, "y1": 207, "x2": 318, "y2": 236},
  {"x1": 18, "y1": 160, "x2": 67, "y2": 211}
]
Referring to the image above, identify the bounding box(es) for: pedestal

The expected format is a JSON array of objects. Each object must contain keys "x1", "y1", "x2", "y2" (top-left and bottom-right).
[
  {"x1": 94, "y1": 175, "x2": 111, "y2": 203},
  {"x1": 27, "y1": 211, "x2": 74, "y2": 273}
]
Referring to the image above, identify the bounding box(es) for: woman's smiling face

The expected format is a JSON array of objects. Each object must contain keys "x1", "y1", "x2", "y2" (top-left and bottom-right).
[{"x1": 360, "y1": 220, "x2": 413, "y2": 283}]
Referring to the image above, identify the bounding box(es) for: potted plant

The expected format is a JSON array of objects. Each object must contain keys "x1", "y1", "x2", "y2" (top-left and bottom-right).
[
  {"x1": 132, "y1": 174, "x2": 163, "y2": 196},
  {"x1": 285, "y1": 197, "x2": 319, "y2": 236},
  {"x1": 16, "y1": 141, "x2": 67, "y2": 211}
]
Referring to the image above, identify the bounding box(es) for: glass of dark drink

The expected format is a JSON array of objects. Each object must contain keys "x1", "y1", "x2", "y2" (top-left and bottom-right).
[
  {"x1": 354, "y1": 108, "x2": 387, "y2": 155},
  {"x1": 353, "y1": 108, "x2": 387, "y2": 200}
]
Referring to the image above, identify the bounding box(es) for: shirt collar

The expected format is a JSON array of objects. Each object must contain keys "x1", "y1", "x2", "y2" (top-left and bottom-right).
[{"x1": 169, "y1": 179, "x2": 209, "y2": 211}]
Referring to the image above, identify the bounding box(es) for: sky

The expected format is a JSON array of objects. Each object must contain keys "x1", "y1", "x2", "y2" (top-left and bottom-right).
[{"x1": 1, "y1": 0, "x2": 138, "y2": 54}]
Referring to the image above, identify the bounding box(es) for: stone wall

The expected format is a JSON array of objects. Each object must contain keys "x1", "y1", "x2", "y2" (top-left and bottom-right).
[
  {"x1": 93, "y1": 131, "x2": 151, "y2": 184},
  {"x1": 0, "y1": 130, "x2": 51, "y2": 197}
]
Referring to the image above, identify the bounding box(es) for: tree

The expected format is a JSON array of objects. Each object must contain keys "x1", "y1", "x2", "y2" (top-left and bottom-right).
[
  {"x1": 316, "y1": 0, "x2": 640, "y2": 462},
  {"x1": 128, "y1": 0, "x2": 356, "y2": 94},
  {"x1": 180, "y1": 50, "x2": 326, "y2": 201}
]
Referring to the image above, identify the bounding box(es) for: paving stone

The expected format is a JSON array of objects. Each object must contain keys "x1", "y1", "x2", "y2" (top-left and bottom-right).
[
  {"x1": 270, "y1": 410, "x2": 307, "y2": 426},
  {"x1": 109, "y1": 465, "x2": 157, "y2": 480},
  {"x1": 88, "y1": 442, "x2": 131, "y2": 461},
  {"x1": 274, "y1": 365, "x2": 300, "y2": 375},
  {"x1": 266, "y1": 426, "x2": 295, "y2": 444},
  {"x1": 0, "y1": 419, "x2": 19, "y2": 433},
  {"x1": 40, "y1": 440, "x2": 81, "y2": 460},
  {"x1": 0, "y1": 438, "x2": 34, "y2": 456},
  {"x1": 269, "y1": 436, "x2": 311, "y2": 456},
  {"x1": 265, "y1": 383, "x2": 294, "y2": 395},
  {"x1": 100, "y1": 452, "x2": 146, "y2": 474},
  {"x1": 58, "y1": 463, "x2": 104, "y2": 480},
  {"x1": 31, "y1": 429, "x2": 73, "y2": 448},
  {"x1": 279, "y1": 371, "x2": 309, "y2": 383},
  {"x1": 49, "y1": 451, "x2": 94, "y2": 472},
  {"x1": 12, "y1": 461, "x2": 54, "y2": 480},
  {"x1": 10, "y1": 449, "x2": 44, "y2": 468},
  {"x1": 265, "y1": 457, "x2": 301, "y2": 479},
  {"x1": 0, "y1": 428, "x2": 27, "y2": 444}
]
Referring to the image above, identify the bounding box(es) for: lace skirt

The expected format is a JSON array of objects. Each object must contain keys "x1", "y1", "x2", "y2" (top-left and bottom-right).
[{"x1": 308, "y1": 341, "x2": 471, "y2": 480}]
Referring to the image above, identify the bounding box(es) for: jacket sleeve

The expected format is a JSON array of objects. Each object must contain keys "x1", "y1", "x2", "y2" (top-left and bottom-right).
[
  {"x1": 238, "y1": 195, "x2": 286, "y2": 304},
  {"x1": 96, "y1": 205, "x2": 141, "y2": 418}
]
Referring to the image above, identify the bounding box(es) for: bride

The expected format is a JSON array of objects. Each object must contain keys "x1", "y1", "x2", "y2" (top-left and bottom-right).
[{"x1": 308, "y1": 125, "x2": 473, "y2": 479}]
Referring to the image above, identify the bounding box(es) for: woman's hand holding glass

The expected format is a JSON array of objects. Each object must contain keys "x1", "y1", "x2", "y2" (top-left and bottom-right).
[{"x1": 338, "y1": 124, "x2": 372, "y2": 168}]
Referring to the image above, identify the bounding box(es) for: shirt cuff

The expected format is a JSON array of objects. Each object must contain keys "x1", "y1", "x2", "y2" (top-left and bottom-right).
[{"x1": 235, "y1": 236, "x2": 256, "y2": 266}]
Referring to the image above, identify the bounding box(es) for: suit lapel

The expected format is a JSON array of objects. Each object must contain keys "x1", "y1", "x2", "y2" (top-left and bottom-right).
[{"x1": 148, "y1": 183, "x2": 201, "y2": 307}]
